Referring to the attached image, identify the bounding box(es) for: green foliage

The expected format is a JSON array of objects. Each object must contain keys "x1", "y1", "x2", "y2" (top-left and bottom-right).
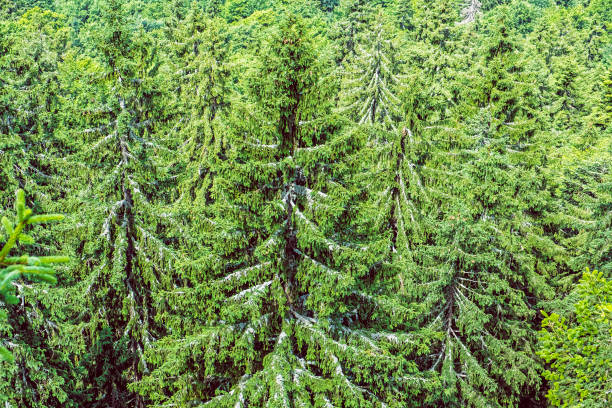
[
  {"x1": 339, "y1": 11, "x2": 403, "y2": 129},
  {"x1": 0, "y1": 0, "x2": 610, "y2": 406},
  {"x1": 52, "y1": 1, "x2": 180, "y2": 406},
  {"x1": 330, "y1": 0, "x2": 376, "y2": 61},
  {"x1": 223, "y1": 0, "x2": 274, "y2": 21},
  {"x1": 538, "y1": 269, "x2": 612, "y2": 408},
  {"x1": 0, "y1": 6, "x2": 70, "y2": 209},
  {"x1": 0, "y1": 189, "x2": 67, "y2": 361}
]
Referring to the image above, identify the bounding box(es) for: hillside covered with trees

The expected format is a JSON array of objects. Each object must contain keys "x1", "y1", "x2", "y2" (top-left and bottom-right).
[{"x1": 0, "y1": 0, "x2": 610, "y2": 407}]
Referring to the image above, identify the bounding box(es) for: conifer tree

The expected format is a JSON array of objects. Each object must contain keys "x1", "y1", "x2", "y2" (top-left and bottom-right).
[
  {"x1": 339, "y1": 12, "x2": 403, "y2": 130},
  {"x1": 546, "y1": 55, "x2": 586, "y2": 130},
  {"x1": 0, "y1": 10, "x2": 83, "y2": 407},
  {"x1": 206, "y1": 0, "x2": 225, "y2": 17},
  {"x1": 564, "y1": 67, "x2": 612, "y2": 275},
  {"x1": 349, "y1": 90, "x2": 452, "y2": 407},
  {"x1": 171, "y1": 4, "x2": 231, "y2": 210},
  {"x1": 590, "y1": 66, "x2": 612, "y2": 130},
  {"x1": 161, "y1": 0, "x2": 189, "y2": 34},
  {"x1": 331, "y1": 0, "x2": 374, "y2": 63},
  {"x1": 393, "y1": 0, "x2": 415, "y2": 30},
  {"x1": 561, "y1": 160, "x2": 612, "y2": 276},
  {"x1": 137, "y1": 13, "x2": 429, "y2": 407},
  {"x1": 0, "y1": 188, "x2": 69, "y2": 408},
  {"x1": 56, "y1": 1, "x2": 177, "y2": 406},
  {"x1": 407, "y1": 0, "x2": 464, "y2": 121},
  {"x1": 412, "y1": 0, "x2": 459, "y2": 46},
  {"x1": 318, "y1": 0, "x2": 339, "y2": 12},
  {"x1": 403, "y1": 18, "x2": 559, "y2": 407},
  {"x1": 0, "y1": 8, "x2": 69, "y2": 208},
  {"x1": 130, "y1": 3, "x2": 233, "y2": 382},
  {"x1": 0, "y1": 189, "x2": 67, "y2": 359}
]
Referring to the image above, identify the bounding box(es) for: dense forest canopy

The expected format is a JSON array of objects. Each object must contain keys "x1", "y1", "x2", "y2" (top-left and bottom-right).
[{"x1": 0, "y1": 0, "x2": 610, "y2": 407}]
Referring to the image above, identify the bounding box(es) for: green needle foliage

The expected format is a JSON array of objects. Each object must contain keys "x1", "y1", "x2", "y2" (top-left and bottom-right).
[
  {"x1": 171, "y1": 4, "x2": 232, "y2": 211},
  {"x1": 0, "y1": 7, "x2": 70, "y2": 209},
  {"x1": 55, "y1": 1, "x2": 179, "y2": 406},
  {"x1": 0, "y1": 0, "x2": 610, "y2": 406},
  {"x1": 339, "y1": 11, "x2": 403, "y2": 130},
  {"x1": 331, "y1": 0, "x2": 375, "y2": 62},
  {"x1": 137, "y1": 12, "x2": 430, "y2": 407},
  {"x1": 0, "y1": 189, "x2": 67, "y2": 362}
]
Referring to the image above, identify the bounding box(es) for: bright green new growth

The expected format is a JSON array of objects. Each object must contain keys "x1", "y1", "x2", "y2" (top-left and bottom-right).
[
  {"x1": 0, "y1": 189, "x2": 67, "y2": 362},
  {"x1": 538, "y1": 269, "x2": 612, "y2": 408}
]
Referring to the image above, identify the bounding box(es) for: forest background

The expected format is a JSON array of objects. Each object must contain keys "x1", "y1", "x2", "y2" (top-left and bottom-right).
[{"x1": 0, "y1": 0, "x2": 610, "y2": 407}]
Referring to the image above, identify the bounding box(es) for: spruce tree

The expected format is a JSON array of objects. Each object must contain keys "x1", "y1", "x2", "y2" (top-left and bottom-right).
[
  {"x1": 331, "y1": 0, "x2": 374, "y2": 63},
  {"x1": 349, "y1": 91, "x2": 451, "y2": 407},
  {"x1": 131, "y1": 7, "x2": 234, "y2": 398},
  {"x1": 407, "y1": 0, "x2": 464, "y2": 122},
  {"x1": 56, "y1": 1, "x2": 177, "y2": 406},
  {"x1": 561, "y1": 160, "x2": 612, "y2": 276},
  {"x1": 338, "y1": 11, "x2": 403, "y2": 130},
  {"x1": 0, "y1": 8, "x2": 69, "y2": 208},
  {"x1": 171, "y1": 4, "x2": 231, "y2": 210},
  {"x1": 0, "y1": 188, "x2": 68, "y2": 408},
  {"x1": 206, "y1": 0, "x2": 226, "y2": 17},
  {"x1": 137, "y1": 13, "x2": 428, "y2": 407},
  {"x1": 393, "y1": 0, "x2": 415, "y2": 30},
  {"x1": 412, "y1": 0, "x2": 459, "y2": 46},
  {"x1": 564, "y1": 68, "x2": 612, "y2": 275},
  {"x1": 403, "y1": 17, "x2": 558, "y2": 407},
  {"x1": 0, "y1": 9, "x2": 83, "y2": 407},
  {"x1": 0, "y1": 189, "x2": 67, "y2": 360}
]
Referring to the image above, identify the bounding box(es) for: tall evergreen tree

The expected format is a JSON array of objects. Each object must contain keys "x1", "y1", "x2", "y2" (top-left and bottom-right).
[
  {"x1": 330, "y1": 0, "x2": 374, "y2": 63},
  {"x1": 392, "y1": 0, "x2": 415, "y2": 30},
  {"x1": 0, "y1": 9, "x2": 83, "y2": 407},
  {"x1": 338, "y1": 12, "x2": 403, "y2": 130},
  {"x1": 0, "y1": 189, "x2": 70, "y2": 406},
  {"x1": 0, "y1": 8, "x2": 69, "y2": 208},
  {"x1": 130, "y1": 6, "x2": 234, "y2": 397},
  {"x1": 349, "y1": 90, "x2": 450, "y2": 406},
  {"x1": 171, "y1": 5, "x2": 232, "y2": 210},
  {"x1": 403, "y1": 18, "x2": 559, "y2": 407},
  {"x1": 136, "y1": 13, "x2": 430, "y2": 407},
  {"x1": 407, "y1": 0, "x2": 465, "y2": 123},
  {"x1": 206, "y1": 0, "x2": 226, "y2": 17},
  {"x1": 56, "y1": 1, "x2": 177, "y2": 406}
]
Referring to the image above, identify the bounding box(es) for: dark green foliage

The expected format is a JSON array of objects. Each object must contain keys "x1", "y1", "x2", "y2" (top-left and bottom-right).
[
  {"x1": 223, "y1": 0, "x2": 274, "y2": 21},
  {"x1": 0, "y1": 7, "x2": 69, "y2": 208},
  {"x1": 330, "y1": 0, "x2": 375, "y2": 62},
  {"x1": 411, "y1": 21, "x2": 554, "y2": 407},
  {"x1": 137, "y1": 13, "x2": 433, "y2": 407},
  {"x1": 0, "y1": 10, "x2": 83, "y2": 407},
  {"x1": 339, "y1": 12, "x2": 403, "y2": 129},
  {"x1": 206, "y1": 0, "x2": 226, "y2": 16},
  {"x1": 318, "y1": 0, "x2": 340, "y2": 12}
]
